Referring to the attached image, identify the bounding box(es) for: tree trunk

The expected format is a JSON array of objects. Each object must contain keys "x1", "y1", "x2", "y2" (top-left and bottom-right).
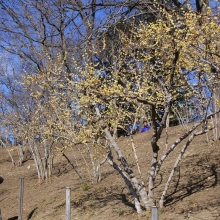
[
  {"x1": 147, "y1": 98, "x2": 171, "y2": 208},
  {"x1": 155, "y1": 120, "x2": 203, "y2": 176},
  {"x1": 211, "y1": 116, "x2": 217, "y2": 141},
  {"x1": 107, "y1": 148, "x2": 143, "y2": 214},
  {"x1": 159, "y1": 129, "x2": 207, "y2": 207},
  {"x1": 6, "y1": 147, "x2": 15, "y2": 167},
  {"x1": 130, "y1": 135, "x2": 145, "y2": 189},
  {"x1": 43, "y1": 141, "x2": 48, "y2": 181},
  {"x1": 95, "y1": 155, "x2": 107, "y2": 183},
  {"x1": 29, "y1": 142, "x2": 41, "y2": 180},
  {"x1": 196, "y1": 0, "x2": 209, "y2": 13},
  {"x1": 214, "y1": 94, "x2": 218, "y2": 140},
  {"x1": 0, "y1": 139, "x2": 15, "y2": 167},
  {"x1": 77, "y1": 146, "x2": 92, "y2": 181},
  {"x1": 165, "y1": 114, "x2": 169, "y2": 151},
  {"x1": 33, "y1": 143, "x2": 44, "y2": 181},
  {"x1": 95, "y1": 107, "x2": 149, "y2": 209},
  {"x1": 17, "y1": 145, "x2": 24, "y2": 166},
  {"x1": 85, "y1": 143, "x2": 97, "y2": 183}
]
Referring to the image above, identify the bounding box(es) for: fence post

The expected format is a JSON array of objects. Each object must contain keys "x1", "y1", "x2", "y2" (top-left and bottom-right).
[
  {"x1": 0, "y1": 208, "x2": 2, "y2": 220},
  {"x1": 66, "y1": 187, "x2": 71, "y2": 220},
  {"x1": 152, "y1": 205, "x2": 158, "y2": 220},
  {"x1": 18, "y1": 178, "x2": 24, "y2": 220}
]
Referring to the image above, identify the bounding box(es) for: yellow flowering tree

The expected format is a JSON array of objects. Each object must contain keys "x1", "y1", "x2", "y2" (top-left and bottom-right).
[
  {"x1": 72, "y1": 7, "x2": 220, "y2": 211},
  {"x1": 21, "y1": 6, "x2": 220, "y2": 212}
]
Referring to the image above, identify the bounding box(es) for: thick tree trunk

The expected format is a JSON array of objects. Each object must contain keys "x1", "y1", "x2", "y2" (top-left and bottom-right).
[
  {"x1": 105, "y1": 126, "x2": 149, "y2": 208},
  {"x1": 148, "y1": 102, "x2": 171, "y2": 208},
  {"x1": 147, "y1": 152, "x2": 158, "y2": 208},
  {"x1": 95, "y1": 107, "x2": 149, "y2": 209}
]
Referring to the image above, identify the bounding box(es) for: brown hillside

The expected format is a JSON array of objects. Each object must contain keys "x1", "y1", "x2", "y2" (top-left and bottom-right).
[{"x1": 0, "y1": 124, "x2": 220, "y2": 220}]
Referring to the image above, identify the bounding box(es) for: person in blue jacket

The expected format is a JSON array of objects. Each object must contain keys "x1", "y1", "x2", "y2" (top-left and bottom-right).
[{"x1": 140, "y1": 121, "x2": 151, "y2": 133}]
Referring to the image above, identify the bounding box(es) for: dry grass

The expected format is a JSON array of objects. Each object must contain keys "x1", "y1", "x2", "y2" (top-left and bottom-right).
[{"x1": 0, "y1": 123, "x2": 220, "y2": 220}]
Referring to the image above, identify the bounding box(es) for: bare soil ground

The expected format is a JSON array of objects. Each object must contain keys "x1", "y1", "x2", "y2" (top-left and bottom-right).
[{"x1": 0, "y1": 124, "x2": 220, "y2": 220}]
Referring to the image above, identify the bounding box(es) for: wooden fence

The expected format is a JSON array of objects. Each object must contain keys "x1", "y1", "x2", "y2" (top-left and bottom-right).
[{"x1": 0, "y1": 179, "x2": 159, "y2": 220}]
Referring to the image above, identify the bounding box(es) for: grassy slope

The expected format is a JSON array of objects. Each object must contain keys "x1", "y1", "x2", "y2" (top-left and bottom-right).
[{"x1": 0, "y1": 124, "x2": 220, "y2": 220}]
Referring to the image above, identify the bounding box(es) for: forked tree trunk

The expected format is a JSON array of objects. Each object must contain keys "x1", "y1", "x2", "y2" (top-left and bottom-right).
[
  {"x1": 155, "y1": 110, "x2": 220, "y2": 179},
  {"x1": 155, "y1": 119, "x2": 204, "y2": 177},
  {"x1": 29, "y1": 140, "x2": 49, "y2": 182},
  {"x1": 107, "y1": 147, "x2": 143, "y2": 213},
  {"x1": 105, "y1": 127, "x2": 149, "y2": 208},
  {"x1": 95, "y1": 107, "x2": 149, "y2": 209},
  {"x1": 159, "y1": 129, "x2": 208, "y2": 207},
  {"x1": 147, "y1": 103, "x2": 170, "y2": 208}
]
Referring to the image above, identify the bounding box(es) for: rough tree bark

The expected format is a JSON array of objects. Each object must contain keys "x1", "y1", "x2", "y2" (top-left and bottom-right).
[
  {"x1": 106, "y1": 146, "x2": 143, "y2": 213},
  {"x1": 95, "y1": 107, "x2": 149, "y2": 210}
]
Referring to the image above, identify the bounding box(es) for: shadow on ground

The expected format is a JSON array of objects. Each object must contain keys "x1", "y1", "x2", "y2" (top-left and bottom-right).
[{"x1": 165, "y1": 162, "x2": 219, "y2": 206}]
